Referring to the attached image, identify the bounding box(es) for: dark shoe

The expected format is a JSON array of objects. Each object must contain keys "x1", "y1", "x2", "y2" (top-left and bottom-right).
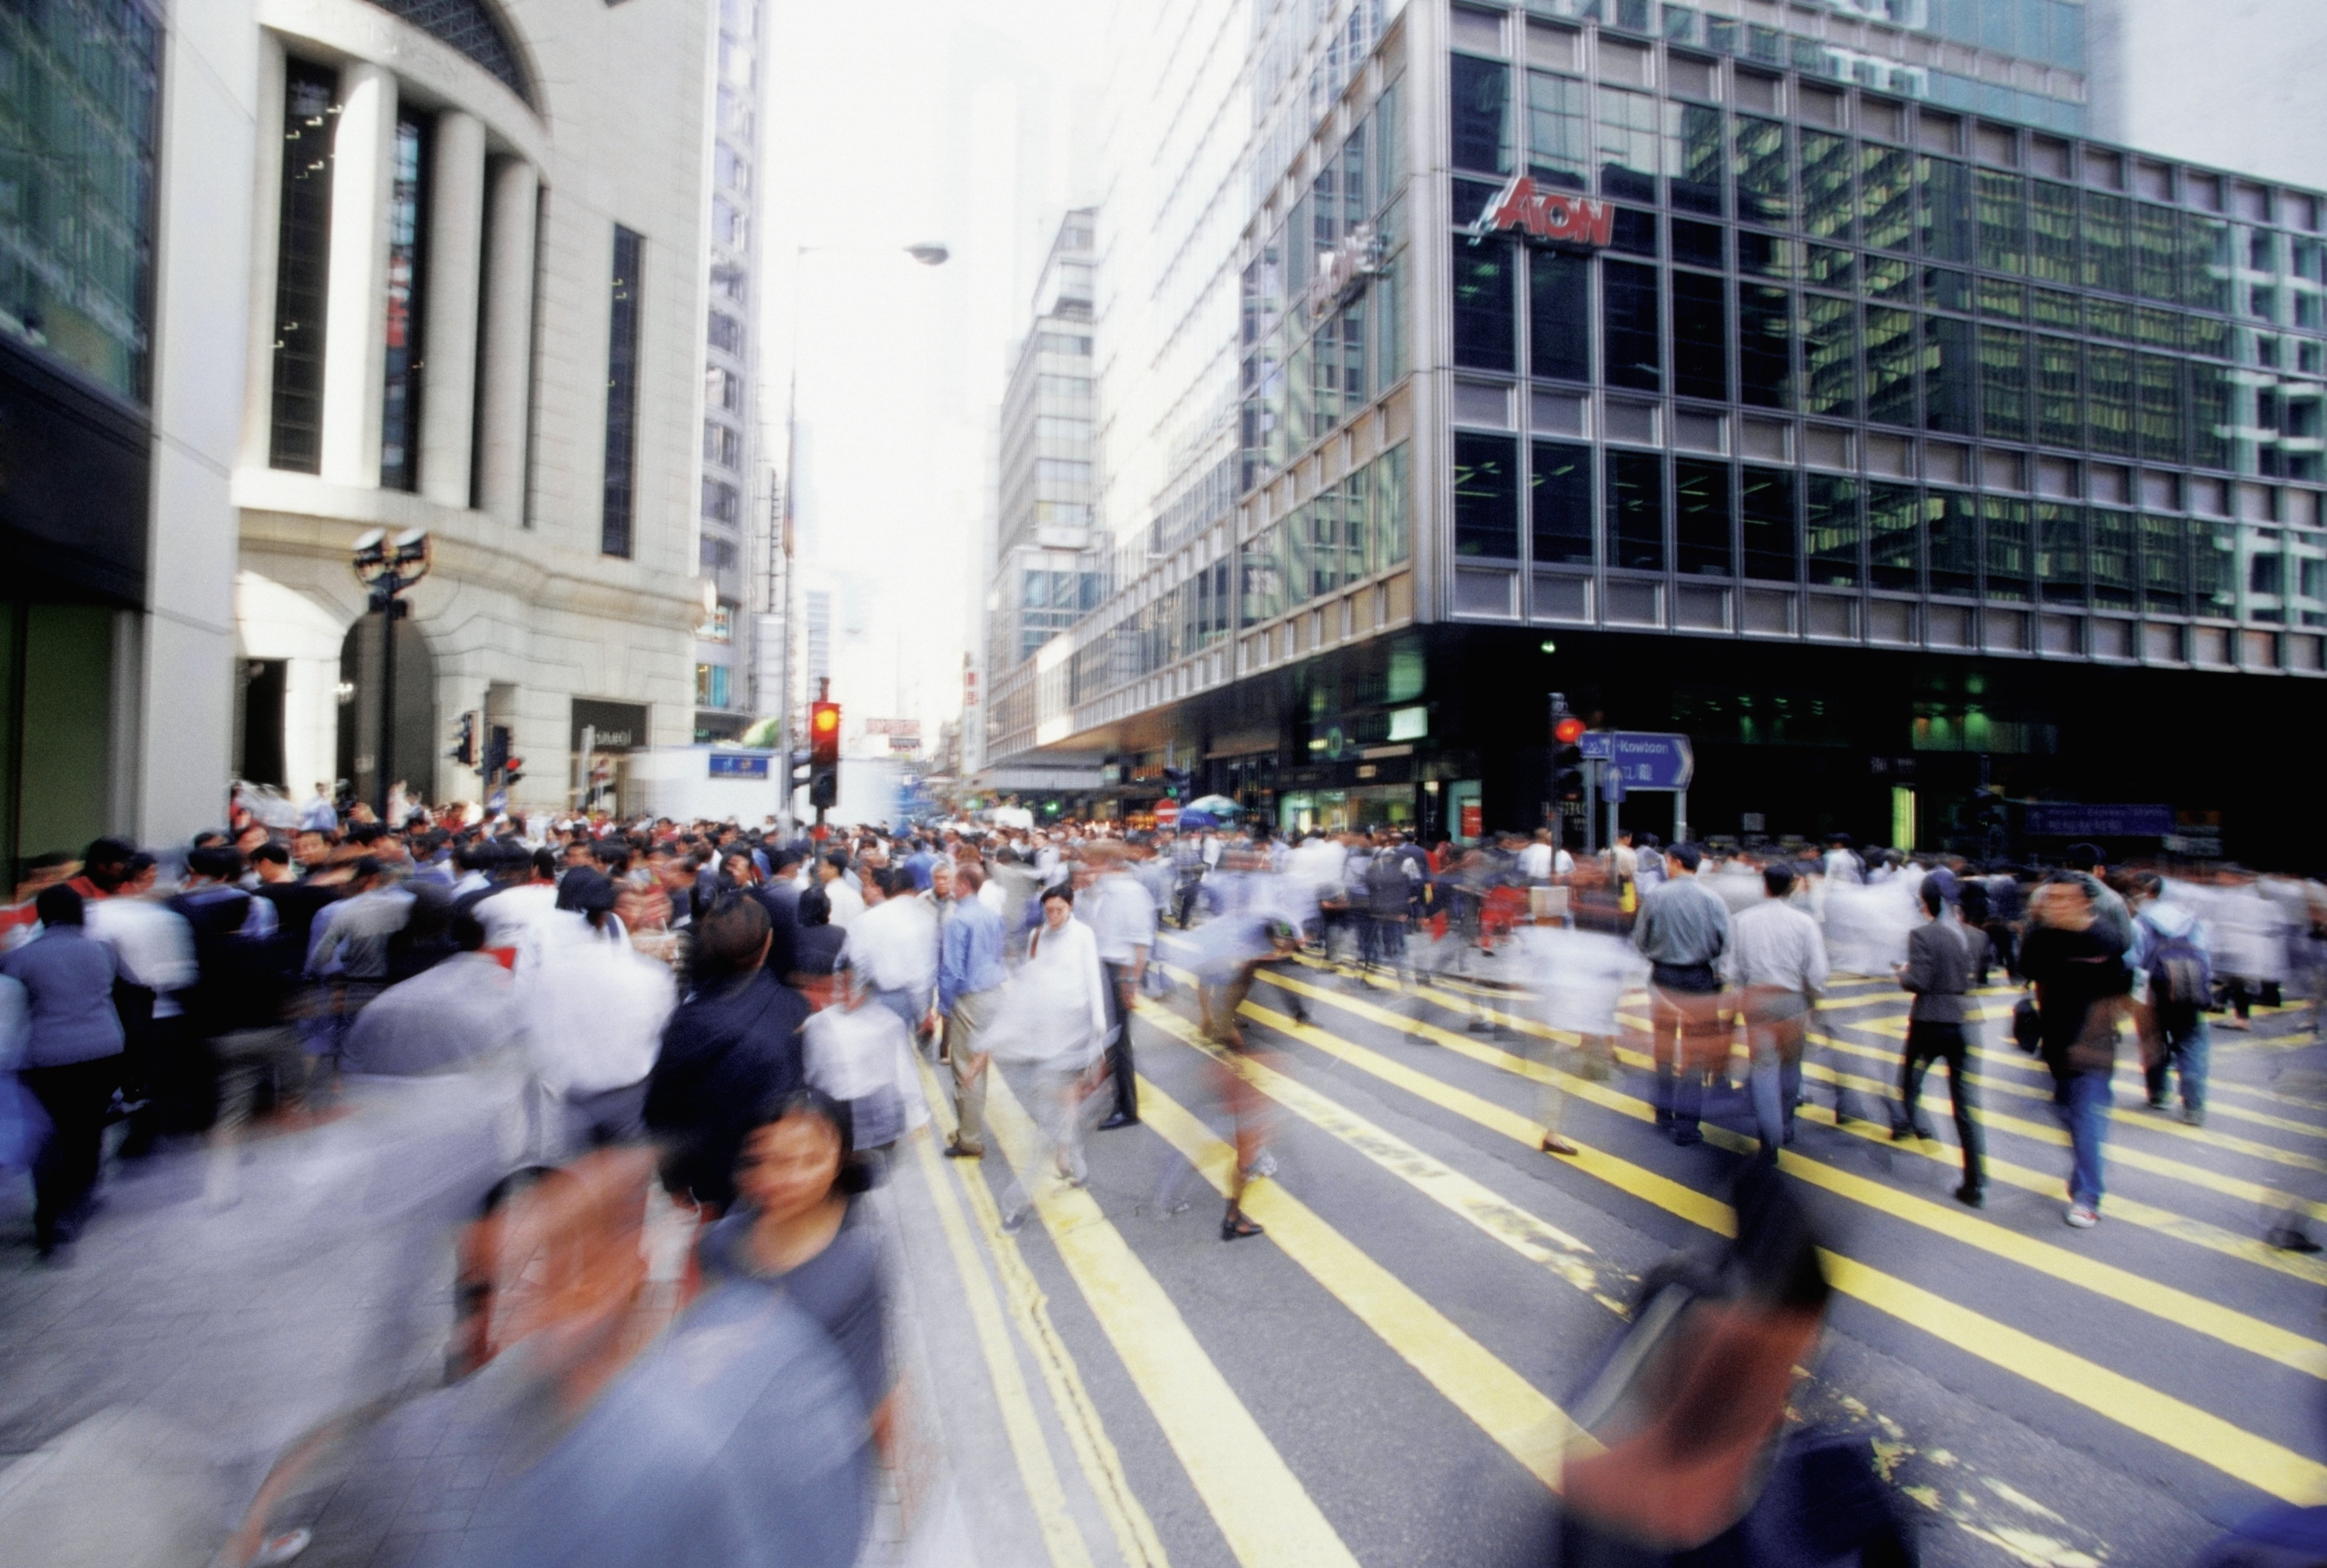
[
  {"x1": 1671, "y1": 1127, "x2": 1704, "y2": 1148},
  {"x1": 1954, "y1": 1184, "x2": 1986, "y2": 1209},
  {"x1": 2145, "y1": 1096, "x2": 2168, "y2": 1111},
  {"x1": 1221, "y1": 1205, "x2": 1265, "y2": 1241},
  {"x1": 943, "y1": 1137, "x2": 984, "y2": 1159},
  {"x1": 1097, "y1": 1112, "x2": 1138, "y2": 1131},
  {"x1": 1540, "y1": 1132, "x2": 1580, "y2": 1157},
  {"x1": 2269, "y1": 1226, "x2": 2325, "y2": 1254}
]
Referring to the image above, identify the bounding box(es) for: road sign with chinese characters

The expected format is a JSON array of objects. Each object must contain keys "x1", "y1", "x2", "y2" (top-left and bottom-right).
[{"x1": 1583, "y1": 731, "x2": 1694, "y2": 790}]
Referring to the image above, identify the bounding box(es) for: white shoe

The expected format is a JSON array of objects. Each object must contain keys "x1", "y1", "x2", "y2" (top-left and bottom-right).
[{"x1": 2064, "y1": 1203, "x2": 2100, "y2": 1229}]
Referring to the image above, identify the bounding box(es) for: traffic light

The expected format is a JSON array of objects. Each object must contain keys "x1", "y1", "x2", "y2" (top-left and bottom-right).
[
  {"x1": 1553, "y1": 715, "x2": 1586, "y2": 745},
  {"x1": 448, "y1": 711, "x2": 477, "y2": 768},
  {"x1": 1549, "y1": 691, "x2": 1586, "y2": 802},
  {"x1": 810, "y1": 700, "x2": 841, "y2": 766},
  {"x1": 483, "y1": 723, "x2": 511, "y2": 782},
  {"x1": 1160, "y1": 766, "x2": 1191, "y2": 800},
  {"x1": 809, "y1": 764, "x2": 837, "y2": 809},
  {"x1": 503, "y1": 754, "x2": 525, "y2": 788}
]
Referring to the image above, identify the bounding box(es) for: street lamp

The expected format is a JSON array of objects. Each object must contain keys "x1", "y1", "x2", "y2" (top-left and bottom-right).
[
  {"x1": 772, "y1": 240, "x2": 947, "y2": 830},
  {"x1": 351, "y1": 526, "x2": 431, "y2": 818}
]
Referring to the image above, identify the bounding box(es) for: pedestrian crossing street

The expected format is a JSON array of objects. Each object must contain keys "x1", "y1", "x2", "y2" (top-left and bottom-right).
[{"x1": 900, "y1": 946, "x2": 2327, "y2": 1568}]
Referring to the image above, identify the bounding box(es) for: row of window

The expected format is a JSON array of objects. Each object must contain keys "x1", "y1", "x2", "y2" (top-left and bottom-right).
[
  {"x1": 1450, "y1": 240, "x2": 2294, "y2": 473},
  {"x1": 1452, "y1": 431, "x2": 2325, "y2": 620},
  {"x1": 1239, "y1": 443, "x2": 1413, "y2": 624}
]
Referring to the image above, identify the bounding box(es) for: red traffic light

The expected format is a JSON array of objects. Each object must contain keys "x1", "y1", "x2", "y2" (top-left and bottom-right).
[
  {"x1": 1553, "y1": 716, "x2": 1586, "y2": 745},
  {"x1": 810, "y1": 701, "x2": 841, "y2": 766}
]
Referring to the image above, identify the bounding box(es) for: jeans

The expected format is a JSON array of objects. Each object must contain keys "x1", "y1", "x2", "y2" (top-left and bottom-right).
[
  {"x1": 2144, "y1": 1010, "x2": 2210, "y2": 1112},
  {"x1": 1648, "y1": 972, "x2": 1727, "y2": 1135},
  {"x1": 1101, "y1": 961, "x2": 1137, "y2": 1120},
  {"x1": 1738, "y1": 988, "x2": 1810, "y2": 1158},
  {"x1": 2055, "y1": 1067, "x2": 2112, "y2": 1209},
  {"x1": 1896, "y1": 1021, "x2": 1986, "y2": 1193}
]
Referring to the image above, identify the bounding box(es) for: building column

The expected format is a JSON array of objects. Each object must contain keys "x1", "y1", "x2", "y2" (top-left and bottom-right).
[
  {"x1": 319, "y1": 60, "x2": 395, "y2": 488},
  {"x1": 237, "y1": 35, "x2": 286, "y2": 474},
  {"x1": 477, "y1": 157, "x2": 538, "y2": 526},
  {"x1": 421, "y1": 111, "x2": 486, "y2": 508}
]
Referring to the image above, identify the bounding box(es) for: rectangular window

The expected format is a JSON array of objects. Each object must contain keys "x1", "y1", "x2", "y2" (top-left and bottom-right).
[
  {"x1": 1596, "y1": 87, "x2": 1659, "y2": 203},
  {"x1": 1606, "y1": 449, "x2": 1664, "y2": 570},
  {"x1": 1929, "y1": 491, "x2": 1978, "y2": 595},
  {"x1": 2029, "y1": 181, "x2": 2076, "y2": 286},
  {"x1": 1450, "y1": 54, "x2": 1512, "y2": 175},
  {"x1": 1740, "y1": 466, "x2": 1796, "y2": 581},
  {"x1": 2134, "y1": 204, "x2": 2178, "y2": 301},
  {"x1": 2091, "y1": 509, "x2": 2136, "y2": 607},
  {"x1": 695, "y1": 662, "x2": 731, "y2": 708},
  {"x1": 1982, "y1": 495, "x2": 2032, "y2": 600},
  {"x1": 1240, "y1": 524, "x2": 1285, "y2": 626},
  {"x1": 1603, "y1": 259, "x2": 1660, "y2": 391},
  {"x1": 2037, "y1": 503, "x2": 2086, "y2": 604},
  {"x1": 1865, "y1": 307, "x2": 1917, "y2": 428},
  {"x1": 707, "y1": 365, "x2": 741, "y2": 411},
  {"x1": 2141, "y1": 512, "x2": 2187, "y2": 612},
  {"x1": 2189, "y1": 361, "x2": 2232, "y2": 469},
  {"x1": 269, "y1": 62, "x2": 339, "y2": 472},
  {"x1": 1805, "y1": 474, "x2": 1861, "y2": 586},
  {"x1": 1671, "y1": 270, "x2": 1726, "y2": 401},
  {"x1": 2181, "y1": 214, "x2": 2230, "y2": 314},
  {"x1": 1732, "y1": 117, "x2": 1789, "y2": 226},
  {"x1": 1923, "y1": 315, "x2": 1975, "y2": 434},
  {"x1": 1530, "y1": 250, "x2": 1589, "y2": 382},
  {"x1": 1738, "y1": 284, "x2": 1791, "y2": 408},
  {"x1": 2086, "y1": 345, "x2": 2133, "y2": 456},
  {"x1": 2192, "y1": 518, "x2": 2236, "y2": 615},
  {"x1": 1918, "y1": 157, "x2": 1971, "y2": 263},
  {"x1": 1977, "y1": 325, "x2": 2028, "y2": 441},
  {"x1": 1453, "y1": 237, "x2": 1517, "y2": 371},
  {"x1": 1868, "y1": 482, "x2": 1921, "y2": 592},
  {"x1": 1672, "y1": 103, "x2": 1723, "y2": 215},
  {"x1": 1975, "y1": 170, "x2": 2027, "y2": 275},
  {"x1": 703, "y1": 419, "x2": 741, "y2": 468},
  {"x1": 1527, "y1": 70, "x2": 1591, "y2": 190},
  {"x1": 1036, "y1": 415, "x2": 1093, "y2": 442},
  {"x1": 1674, "y1": 459, "x2": 1732, "y2": 576},
  {"x1": 1036, "y1": 458, "x2": 1095, "y2": 487},
  {"x1": 2036, "y1": 336, "x2": 2080, "y2": 449},
  {"x1": 1802, "y1": 293, "x2": 1857, "y2": 419},
  {"x1": 2136, "y1": 353, "x2": 2181, "y2": 462},
  {"x1": 698, "y1": 603, "x2": 735, "y2": 642},
  {"x1": 601, "y1": 226, "x2": 643, "y2": 558},
  {"x1": 379, "y1": 111, "x2": 429, "y2": 492},
  {"x1": 1455, "y1": 433, "x2": 1521, "y2": 558},
  {"x1": 707, "y1": 312, "x2": 744, "y2": 354},
  {"x1": 1531, "y1": 439, "x2": 1593, "y2": 564},
  {"x1": 1376, "y1": 442, "x2": 1412, "y2": 567},
  {"x1": 700, "y1": 477, "x2": 739, "y2": 523},
  {"x1": 1860, "y1": 144, "x2": 1913, "y2": 253},
  {"x1": 2083, "y1": 193, "x2": 2130, "y2": 293},
  {"x1": 1802, "y1": 131, "x2": 1853, "y2": 244}
]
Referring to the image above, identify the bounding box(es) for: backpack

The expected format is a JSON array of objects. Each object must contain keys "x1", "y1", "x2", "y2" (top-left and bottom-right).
[{"x1": 2144, "y1": 920, "x2": 2213, "y2": 1017}]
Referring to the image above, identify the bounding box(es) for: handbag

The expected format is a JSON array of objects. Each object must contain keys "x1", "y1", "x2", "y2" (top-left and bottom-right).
[{"x1": 2012, "y1": 995, "x2": 2043, "y2": 1054}]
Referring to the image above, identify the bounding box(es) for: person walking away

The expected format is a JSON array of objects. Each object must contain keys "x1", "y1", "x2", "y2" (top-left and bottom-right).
[
  {"x1": 1364, "y1": 838, "x2": 1419, "y2": 989},
  {"x1": 1513, "y1": 920, "x2": 1644, "y2": 1157},
  {"x1": 938, "y1": 863, "x2": 1006, "y2": 1158},
  {"x1": 515, "y1": 869, "x2": 676, "y2": 1155},
  {"x1": 304, "y1": 855, "x2": 411, "y2": 1072},
  {"x1": 2018, "y1": 879, "x2": 2131, "y2": 1228},
  {"x1": 2129, "y1": 874, "x2": 2210, "y2": 1128},
  {"x1": 1891, "y1": 880, "x2": 1989, "y2": 1207},
  {"x1": 983, "y1": 886, "x2": 1110, "y2": 1207},
  {"x1": 1, "y1": 886, "x2": 123, "y2": 1256},
  {"x1": 1726, "y1": 863, "x2": 1830, "y2": 1162},
  {"x1": 1085, "y1": 845, "x2": 1153, "y2": 1130},
  {"x1": 1957, "y1": 869, "x2": 1995, "y2": 985},
  {"x1": 1632, "y1": 844, "x2": 1733, "y2": 1146},
  {"x1": 645, "y1": 895, "x2": 810, "y2": 1213},
  {"x1": 85, "y1": 853, "x2": 195, "y2": 1155},
  {"x1": 1194, "y1": 913, "x2": 1303, "y2": 1238},
  {"x1": 839, "y1": 868, "x2": 937, "y2": 1043},
  {"x1": 1823, "y1": 835, "x2": 1864, "y2": 887},
  {"x1": 2210, "y1": 870, "x2": 2288, "y2": 1031}
]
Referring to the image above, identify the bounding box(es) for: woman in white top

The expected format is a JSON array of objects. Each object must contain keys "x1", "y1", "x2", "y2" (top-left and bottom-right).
[{"x1": 986, "y1": 885, "x2": 1109, "y2": 1199}]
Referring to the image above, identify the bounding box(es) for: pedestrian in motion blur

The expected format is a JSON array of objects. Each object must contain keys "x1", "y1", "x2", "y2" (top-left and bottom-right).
[
  {"x1": 2020, "y1": 878, "x2": 2132, "y2": 1229},
  {"x1": 1891, "y1": 878, "x2": 1989, "y2": 1208},
  {"x1": 1725, "y1": 861, "x2": 1827, "y2": 1162},
  {"x1": 1632, "y1": 843, "x2": 1733, "y2": 1146},
  {"x1": 1, "y1": 885, "x2": 122, "y2": 1256}
]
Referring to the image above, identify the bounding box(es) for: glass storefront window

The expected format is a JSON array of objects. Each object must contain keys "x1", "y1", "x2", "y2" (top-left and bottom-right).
[
  {"x1": 1454, "y1": 431, "x2": 1521, "y2": 558},
  {"x1": 1606, "y1": 449, "x2": 1665, "y2": 570},
  {"x1": 1531, "y1": 439, "x2": 1594, "y2": 564},
  {"x1": 1674, "y1": 458, "x2": 1732, "y2": 576},
  {"x1": 1805, "y1": 473, "x2": 1860, "y2": 586},
  {"x1": 1741, "y1": 465, "x2": 1796, "y2": 581}
]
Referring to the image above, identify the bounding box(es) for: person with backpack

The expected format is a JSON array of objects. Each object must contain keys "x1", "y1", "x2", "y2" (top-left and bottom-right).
[{"x1": 2131, "y1": 874, "x2": 2211, "y2": 1126}]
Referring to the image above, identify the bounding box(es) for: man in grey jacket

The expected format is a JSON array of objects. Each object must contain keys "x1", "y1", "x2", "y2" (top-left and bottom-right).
[
  {"x1": 1893, "y1": 878, "x2": 1990, "y2": 1206},
  {"x1": 1631, "y1": 843, "x2": 1732, "y2": 1146},
  {"x1": 1, "y1": 885, "x2": 123, "y2": 1255}
]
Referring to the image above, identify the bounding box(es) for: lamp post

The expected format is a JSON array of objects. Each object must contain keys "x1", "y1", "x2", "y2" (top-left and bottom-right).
[
  {"x1": 772, "y1": 240, "x2": 947, "y2": 830},
  {"x1": 351, "y1": 527, "x2": 431, "y2": 819}
]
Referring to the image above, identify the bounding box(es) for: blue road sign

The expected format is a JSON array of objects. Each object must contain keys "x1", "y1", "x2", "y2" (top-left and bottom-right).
[
  {"x1": 1586, "y1": 731, "x2": 1695, "y2": 790},
  {"x1": 1579, "y1": 732, "x2": 1613, "y2": 760},
  {"x1": 1601, "y1": 765, "x2": 1626, "y2": 803},
  {"x1": 709, "y1": 753, "x2": 770, "y2": 779}
]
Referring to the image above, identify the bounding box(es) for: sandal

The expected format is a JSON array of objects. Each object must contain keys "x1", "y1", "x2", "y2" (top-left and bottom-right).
[{"x1": 1220, "y1": 1204, "x2": 1265, "y2": 1241}]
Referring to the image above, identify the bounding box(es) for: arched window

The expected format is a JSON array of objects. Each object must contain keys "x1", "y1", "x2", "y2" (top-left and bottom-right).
[{"x1": 364, "y1": 0, "x2": 531, "y2": 103}]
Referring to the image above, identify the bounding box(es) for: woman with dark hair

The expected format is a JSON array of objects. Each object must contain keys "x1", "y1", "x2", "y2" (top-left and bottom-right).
[
  {"x1": 790, "y1": 883, "x2": 847, "y2": 1008},
  {"x1": 698, "y1": 1088, "x2": 892, "y2": 1460}
]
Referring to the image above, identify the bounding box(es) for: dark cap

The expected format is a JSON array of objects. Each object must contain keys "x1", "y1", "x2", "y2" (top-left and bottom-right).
[{"x1": 556, "y1": 867, "x2": 618, "y2": 913}]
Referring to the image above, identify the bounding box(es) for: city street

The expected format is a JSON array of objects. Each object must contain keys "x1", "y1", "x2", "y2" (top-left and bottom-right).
[{"x1": 902, "y1": 941, "x2": 2327, "y2": 1568}]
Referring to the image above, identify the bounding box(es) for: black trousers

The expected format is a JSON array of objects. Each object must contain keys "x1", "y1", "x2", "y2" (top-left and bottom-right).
[
  {"x1": 1896, "y1": 1022, "x2": 1985, "y2": 1191},
  {"x1": 1101, "y1": 960, "x2": 1137, "y2": 1120},
  {"x1": 21, "y1": 1056, "x2": 120, "y2": 1248}
]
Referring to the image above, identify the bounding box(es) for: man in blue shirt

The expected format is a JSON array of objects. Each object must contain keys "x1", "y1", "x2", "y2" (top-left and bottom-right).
[{"x1": 938, "y1": 863, "x2": 1007, "y2": 1158}]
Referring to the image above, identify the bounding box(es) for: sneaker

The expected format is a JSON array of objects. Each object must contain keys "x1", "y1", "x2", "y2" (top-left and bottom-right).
[
  {"x1": 1242, "y1": 1148, "x2": 1278, "y2": 1180},
  {"x1": 1671, "y1": 1127, "x2": 1704, "y2": 1148},
  {"x1": 2182, "y1": 1106, "x2": 2205, "y2": 1126},
  {"x1": 2065, "y1": 1203, "x2": 2100, "y2": 1229},
  {"x1": 1954, "y1": 1184, "x2": 1986, "y2": 1209},
  {"x1": 2268, "y1": 1226, "x2": 2325, "y2": 1255}
]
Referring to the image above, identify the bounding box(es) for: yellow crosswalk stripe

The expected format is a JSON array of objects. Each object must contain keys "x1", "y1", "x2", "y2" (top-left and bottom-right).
[
  {"x1": 1130, "y1": 1064, "x2": 1586, "y2": 1489},
  {"x1": 979, "y1": 1069, "x2": 1363, "y2": 1567},
  {"x1": 914, "y1": 1065, "x2": 1174, "y2": 1568},
  {"x1": 1230, "y1": 978, "x2": 2327, "y2": 1504},
  {"x1": 1136, "y1": 1002, "x2": 1627, "y2": 1312},
  {"x1": 908, "y1": 1125, "x2": 1102, "y2": 1568}
]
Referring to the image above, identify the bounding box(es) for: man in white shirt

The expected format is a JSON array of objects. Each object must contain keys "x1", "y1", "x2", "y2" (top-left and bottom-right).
[
  {"x1": 1084, "y1": 845, "x2": 1156, "y2": 1129},
  {"x1": 817, "y1": 850, "x2": 866, "y2": 927},
  {"x1": 1724, "y1": 861, "x2": 1830, "y2": 1158},
  {"x1": 473, "y1": 848, "x2": 560, "y2": 958},
  {"x1": 842, "y1": 867, "x2": 938, "y2": 1039}
]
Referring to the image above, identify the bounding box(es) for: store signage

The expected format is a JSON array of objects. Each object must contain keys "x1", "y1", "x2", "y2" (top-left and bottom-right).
[
  {"x1": 1308, "y1": 220, "x2": 1384, "y2": 321},
  {"x1": 2021, "y1": 803, "x2": 2173, "y2": 838},
  {"x1": 1471, "y1": 177, "x2": 1613, "y2": 249}
]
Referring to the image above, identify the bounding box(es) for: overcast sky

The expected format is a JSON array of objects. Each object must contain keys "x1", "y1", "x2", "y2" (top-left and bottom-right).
[{"x1": 761, "y1": 0, "x2": 1108, "y2": 739}]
